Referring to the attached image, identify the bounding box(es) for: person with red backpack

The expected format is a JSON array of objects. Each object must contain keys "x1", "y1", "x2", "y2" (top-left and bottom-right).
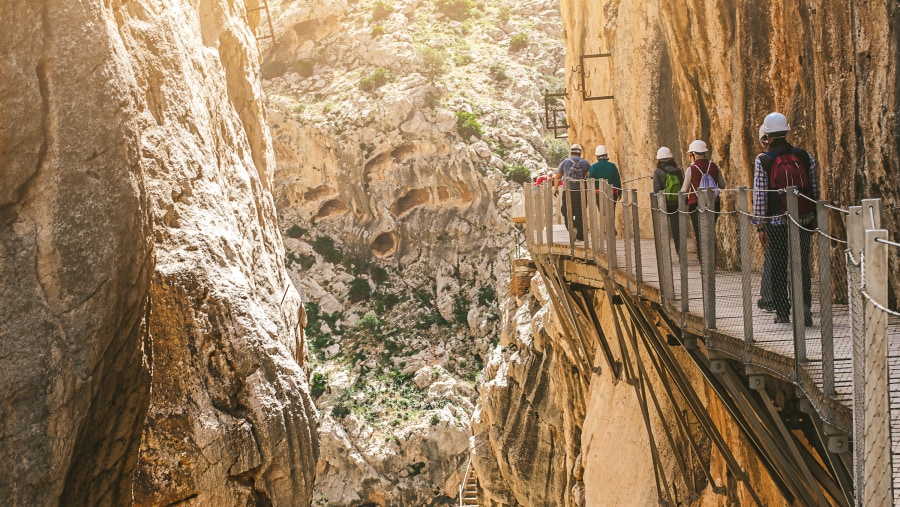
[
  {"x1": 752, "y1": 112, "x2": 820, "y2": 325},
  {"x1": 680, "y1": 140, "x2": 726, "y2": 258}
]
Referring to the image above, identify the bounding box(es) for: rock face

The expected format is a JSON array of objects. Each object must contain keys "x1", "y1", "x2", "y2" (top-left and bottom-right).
[
  {"x1": 474, "y1": 273, "x2": 797, "y2": 506},
  {"x1": 1, "y1": 1, "x2": 317, "y2": 505},
  {"x1": 260, "y1": 0, "x2": 566, "y2": 504},
  {"x1": 558, "y1": 0, "x2": 899, "y2": 294}
]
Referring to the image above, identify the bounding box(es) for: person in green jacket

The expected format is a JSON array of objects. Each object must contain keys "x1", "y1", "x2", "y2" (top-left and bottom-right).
[{"x1": 590, "y1": 145, "x2": 621, "y2": 200}]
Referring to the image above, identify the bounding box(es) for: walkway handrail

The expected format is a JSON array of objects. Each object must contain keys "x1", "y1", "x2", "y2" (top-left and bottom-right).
[{"x1": 522, "y1": 179, "x2": 899, "y2": 505}]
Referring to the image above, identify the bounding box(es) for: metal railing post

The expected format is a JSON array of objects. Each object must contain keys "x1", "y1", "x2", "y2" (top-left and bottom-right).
[
  {"x1": 624, "y1": 190, "x2": 634, "y2": 291},
  {"x1": 656, "y1": 192, "x2": 675, "y2": 306},
  {"x1": 816, "y1": 201, "x2": 834, "y2": 396},
  {"x1": 679, "y1": 192, "x2": 688, "y2": 315},
  {"x1": 583, "y1": 179, "x2": 594, "y2": 261},
  {"x1": 738, "y1": 187, "x2": 754, "y2": 344},
  {"x1": 785, "y1": 187, "x2": 806, "y2": 363},
  {"x1": 632, "y1": 189, "x2": 643, "y2": 294},
  {"x1": 863, "y1": 223, "x2": 891, "y2": 506}
]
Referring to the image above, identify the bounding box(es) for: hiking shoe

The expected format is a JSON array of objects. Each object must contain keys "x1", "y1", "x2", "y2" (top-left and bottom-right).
[
  {"x1": 774, "y1": 315, "x2": 790, "y2": 324},
  {"x1": 757, "y1": 299, "x2": 775, "y2": 313}
]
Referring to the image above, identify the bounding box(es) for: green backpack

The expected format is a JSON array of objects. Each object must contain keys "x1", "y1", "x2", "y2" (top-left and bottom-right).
[{"x1": 664, "y1": 172, "x2": 681, "y2": 203}]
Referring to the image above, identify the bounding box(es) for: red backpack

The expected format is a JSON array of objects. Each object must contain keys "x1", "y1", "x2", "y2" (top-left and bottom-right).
[{"x1": 767, "y1": 150, "x2": 815, "y2": 215}]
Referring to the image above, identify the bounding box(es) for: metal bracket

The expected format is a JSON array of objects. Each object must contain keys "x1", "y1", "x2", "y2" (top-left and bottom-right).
[
  {"x1": 571, "y1": 52, "x2": 614, "y2": 101},
  {"x1": 542, "y1": 91, "x2": 568, "y2": 138}
]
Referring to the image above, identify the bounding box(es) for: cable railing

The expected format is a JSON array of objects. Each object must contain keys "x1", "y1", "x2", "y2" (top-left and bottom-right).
[{"x1": 521, "y1": 178, "x2": 900, "y2": 505}]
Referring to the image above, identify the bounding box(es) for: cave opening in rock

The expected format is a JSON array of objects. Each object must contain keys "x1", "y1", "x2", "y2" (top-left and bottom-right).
[
  {"x1": 389, "y1": 188, "x2": 429, "y2": 217},
  {"x1": 315, "y1": 198, "x2": 349, "y2": 220},
  {"x1": 370, "y1": 232, "x2": 398, "y2": 257}
]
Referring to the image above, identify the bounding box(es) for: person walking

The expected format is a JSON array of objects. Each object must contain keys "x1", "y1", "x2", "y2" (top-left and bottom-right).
[
  {"x1": 652, "y1": 147, "x2": 685, "y2": 257},
  {"x1": 680, "y1": 140, "x2": 726, "y2": 258},
  {"x1": 590, "y1": 145, "x2": 621, "y2": 236},
  {"x1": 752, "y1": 112, "x2": 819, "y2": 325},
  {"x1": 553, "y1": 144, "x2": 591, "y2": 240},
  {"x1": 590, "y1": 145, "x2": 621, "y2": 202}
]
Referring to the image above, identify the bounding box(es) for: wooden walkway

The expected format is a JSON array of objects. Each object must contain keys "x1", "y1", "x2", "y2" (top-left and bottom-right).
[{"x1": 537, "y1": 223, "x2": 900, "y2": 502}]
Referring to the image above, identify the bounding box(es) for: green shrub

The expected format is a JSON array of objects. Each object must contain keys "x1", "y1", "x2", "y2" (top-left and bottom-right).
[
  {"x1": 294, "y1": 60, "x2": 314, "y2": 78},
  {"x1": 435, "y1": 0, "x2": 474, "y2": 20},
  {"x1": 356, "y1": 311, "x2": 382, "y2": 331},
  {"x1": 505, "y1": 164, "x2": 531, "y2": 184},
  {"x1": 488, "y1": 62, "x2": 508, "y2": 82},
  {"x1": 262, "y1": 60, "x2": 288, "y2": 80},
  {"x1": 311, "y1": 236, "x2": 343, "y2": 264},
  {"x1": 477, "y1": 286, "x2": 497, "y2": 306},
  {"x1": 453, "y1": 50, "x2": 473, "y2": 66},
  {"x1": 546, "y1": 138, "x2": 569, "y2": 167},
  {"x1": 331, "y1": 387, "x2": 353, "y2": 419},
  {"x1": 371, "y1": 266, "x2": 389, "y2": 285},
  {"x1": 285, "y1": 224, "x2": 307, "y2": 238},
  {"x1": 285, "y1": 251, "x2": 315, "y2": 270},
  {"x1": 419, "y1": 46, "x2": 448, "y2": 80},
  {"x1": 430, "y1": 413, "x2": 441, "y2": 425},
  {"x1": 453, "y1": 294, "x2": 470, "y2": 324},
  {"x1": 359, "y1": 67, "x2": 391, "y2": 92},
  {"x1": 372, "y1": 0, "x2": 394, "y2": 21},
  {"x1": 498, "y1": 5, "x2": 511, "y2": 21},
  {"x1": 455, "y1": 111, "x2": 483, "y2": 140},
  {"x1": 372, "y1": 25, "x2": 385, "y2": 36},
  {"x1": 348, "y1": 277, "x2": 373, "y2": 303},
  {"x1": 509, "y1": 32, "x2": 529, "y2": 52},
  {"x1": 311, "y1": 372, "x2": 327, "y2": 398}
]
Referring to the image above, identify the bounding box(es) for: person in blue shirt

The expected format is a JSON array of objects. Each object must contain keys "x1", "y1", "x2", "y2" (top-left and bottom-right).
[{"x1": 553, "y1": 144, "x2": 591, "y2": 240}]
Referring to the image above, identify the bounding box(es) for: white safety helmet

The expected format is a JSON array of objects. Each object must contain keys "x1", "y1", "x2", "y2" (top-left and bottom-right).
[
  {"x1": 687, "y1": 139, "x2": 708, "y2": 154},
  {"x1": 656, "y1": 147, "x2": 674, "y2": 160},
  {"x1": 595, "y1": 145, "x2": 608, "y2": 157},
  {"x1": 569, "y1": 144, "x2": 583, "y2": 154},
  {"x1": 761, "y1": 112, "x2": 790, "y2": 136}
]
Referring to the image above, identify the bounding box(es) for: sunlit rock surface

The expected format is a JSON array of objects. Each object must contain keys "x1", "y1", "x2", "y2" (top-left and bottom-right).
[
  {"x1": 1, "y1": 1, "x2": 317, "y2": 505},
  {"x1": 559, "y1": 0, "x2": 899, "y2": 286}
]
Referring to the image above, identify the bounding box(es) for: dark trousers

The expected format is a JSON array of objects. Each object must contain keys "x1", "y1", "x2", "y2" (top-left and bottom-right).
[
  {"x1": 561, "y1": 189, "x2": 585, "y2": 241},
  {"x1": 766, "y1": 223, "x2": 812, "y2": 319}
]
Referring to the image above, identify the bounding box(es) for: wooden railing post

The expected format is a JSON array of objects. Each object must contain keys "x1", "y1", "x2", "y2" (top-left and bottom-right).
[
  {"x1": 523, "y1": 183, "x2": 534, "y2": 250},
  {"x1": 847, "y1": 204, "x2": 865, "y2": 503},
  {"x1": 738, "y1": 187, "x2": 754, "y2": 344},
  {"x1": 816, "y1": 201, "x2": 834, "y2": 396},
  {"x1": 590, "y1": 180, "x2": 602, "y2": 261},
  {"x1": 656, "y1": 192, "x2": 675, "y2": 306},
  {"x1": 863, "y1": 220, "x2": 891, "y2": 505},
  {"x1": 631, "y1": 189, "x2": 643, "y2": 294},
  {"x1": 623, "y1": 190, "x2": 634, "y2": 291},
  {"x1": 698, "y1": 189, "x2": 716, "y2": 329},
  {"x1": 605, "y1": 181, "x2": 617, "y2": 273},
  {"x1": 650, "y1": 195, "x2": 664, "y2": 306},
  {"x1": 543, "y1": 182, "x2": 554, "y2": 255},
  {"x1": 565, "y1": 183, "x2": 575, "y2": 254},
  {"x1": 679, "y1": 191, "x2": 688, "y2": 315},
  {"x1": 785, "y1": 187, "x2": 806, "y2": 362}
]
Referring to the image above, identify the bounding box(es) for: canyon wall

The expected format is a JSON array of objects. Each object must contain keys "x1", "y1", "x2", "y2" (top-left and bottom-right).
[
  {"x1": 0, "y1": 1, "x2": 317, "y2": 505},
  {"x1": 559, "y1": 0, "x2": 899, "y2": 293},
  {"x1": 474, "y1": 273, "x2": 800, "y2": 506}
]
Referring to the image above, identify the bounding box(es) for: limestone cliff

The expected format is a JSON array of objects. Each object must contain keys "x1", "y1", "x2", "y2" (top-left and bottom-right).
[
  {"x1": 260, "y1": 0, "x2": 565, "y2": 503},
  {"x1": 1, "y1": 1, "x2": 317, "y2": 505},
  {"x1": 559, "y1": 0, "x2": 899, "y2": 293}
]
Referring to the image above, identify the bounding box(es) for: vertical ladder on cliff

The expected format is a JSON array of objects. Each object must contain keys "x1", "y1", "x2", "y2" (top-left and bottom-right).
[
  {"x1": 458, "y1": 460, "x2": 479, "y2": 507},
  {"x1": 246, "y1": 0, "x2": 275, "y2": 43}
]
